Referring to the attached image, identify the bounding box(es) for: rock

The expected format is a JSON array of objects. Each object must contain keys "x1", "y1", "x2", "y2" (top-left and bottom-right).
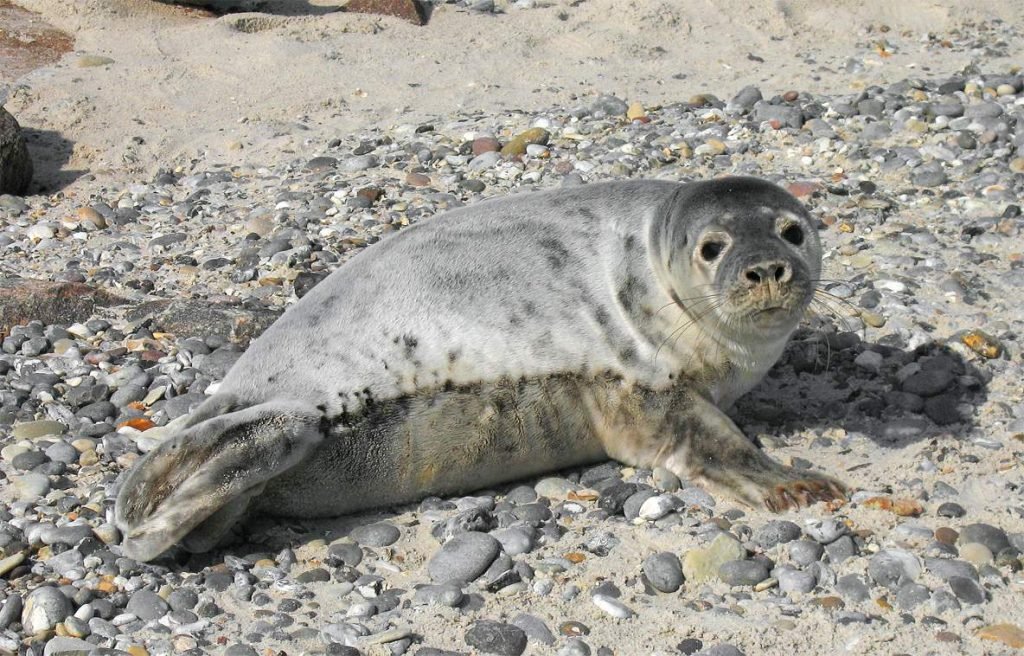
[
  {"x1": 22, "y1": 586, "x2": 71, "y2": 634},
  {"x1": 778, "y1": 568, "x2": 816, "y2": 594},
  {"x1": 591, "y1": 593, "x2": 634, "y2": 619},
  {"x1": 343, "y1": 0, "x2": 427, "y2": 24},
  {"x1": 0, "y1": 107, "x2": 32, "y2": 195},
  {"x1": 500, "y1": 128, "x2": 550, "y2": 157},
  {"x1": 637, "y1": 494, "x2": 679, "y2": 520},
  {"x1": 413, "y1": 582, "x2": 464, "y2": 608},
  {"x1": 126, "y1": 588, "x2": 169, "y2": 621},
  {"x1": 510, "y1": 613, "x2": 555, "y2": 645},
  {"x1": 0, "y1": 278, "x2": 123, "y2": 333},
  {"x1": 697, "y1": 645, "x2": 745, "y2": 656},
  {"x1": 958, "y1": 523, "x2": 1011, "y2": 554},
  {"x1": 643, "y1": 552, "x2": 683, "y2": 593},
  {"x1": 12, "y1": 472, "x2": 51, "y2": 501},
  {"x1": 682, "y1": 533, "x2": 746, "y2": 584},
  {"x1": 835, "y1": 574, "x2": 870, "y2": 602},
  {"x1": 977, "y1": 623, "x2": 1024, "y2": 649},
  {"x1": 492, "y1": 527, "x2": 534, "y2": 556},
  {"x1": 42, "y1": 636, "x2": 96, "y2": 656},
  {"x1": 788, "y1": 540, "x2": 824, "y2": 566},
  {"x1": 11, "y1": 420, "x2": 66, "y2": 440},
  {"x1": 868, "y1": 549, "x2": 921, "y2": 588},
  {"x1": 960, "y1": 542, "x2": 994, "y2": 566},
  {"x1": 465, "y1": 620, "x2": 527, "y2": 656},
  {"x1": 948, "y1": 576, "x2": 986, "y2": 604},
  {"x1": 894, "y1": 582, "x2": 930, "y2": 610},
  {"x1": 427, "y1": 532, "x2": 501, "y2": 583},
  {"x1": 718, "y1": 559, "x2": 770, "y2": 586},
  {"x1": 350, "y1": 522, "x2": 400, "y2": 547},
  {"x1": 124, "y1": 298, "x2": 277, "y2": 345},
  {"x1": 753, "y1": 520, "x2": 802, "y2": 548},
  {"x1": 0, "y1": 594, "x2": 22, "y2": 630}
]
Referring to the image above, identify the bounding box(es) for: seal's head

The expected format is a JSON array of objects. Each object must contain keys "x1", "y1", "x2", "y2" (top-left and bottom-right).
[{"x1": 655, "y1": 176, "x2": 821, "y2": 341}]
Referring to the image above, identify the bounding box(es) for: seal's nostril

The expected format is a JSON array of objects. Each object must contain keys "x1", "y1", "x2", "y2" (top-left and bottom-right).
[
  {"x1": 774, "y1": 265, "x2": 787, "y2": 281},
  {"x1": 745, "y1": 270, "x2": 761, "y2": 284}
]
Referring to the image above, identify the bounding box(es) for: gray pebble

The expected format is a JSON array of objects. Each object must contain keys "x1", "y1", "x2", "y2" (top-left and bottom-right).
[
  {"x1": 328, "y1": 542, "x2": 363, "y2": 568},
  {"x1": 465, "y1": 620, "x2": 527, "y2": 656},
  {"x1": 558, "y1": 638, "x2": 591, "y2": 656},
  {"x1": 167, "y1": 588, "x2": 199, "y2": 612},
  {"x1": 510, "y1": 612, "x2": 555, "y2": 645},
  {"x1": 788, "y1": 540, "x2": 823, "y2": 566},
  {"x1": 697, "y1": 645, "x2": 746, "y2": 656},
  {"x1": 824, "y1": 535, "x2": 857, "y2": 563},
  {"x1": 413, "y1": 583, "x2": 464, "y2": 608},
  {"x1": 350, "y1": 522, "x2": 401, "y2": 547},
  {"x1": 0, "y1": 594, "x2": 22, "y2": 630},
  {"x1": 778, "y1": 568, "x2": 816, "y2": 594},
  {"x1": 895, "y1": 582, "x2": 931, "y2": 610},
  {"x1": 343, "y1": 154, "x2": 379, "y2": 172},
  {"x1": 491, "y1": 527, "x2": 535, "y2": 556},
  {"x1": 22, "y1": 586, "x2": 71, "y2": 634},
  {"x1": 622, "y1": 489, "x2": 658, "y2": 520},
  {"x1": 428, "y1": 531, "x2": 501, "y2": 584},
  {"x1": 924, "y1": 558, "x2": 978, "y2": 582},
  {"x1": 948, "y1": 576, "x2": 986, "y2": 604},
  {"x1": 936, "y1": 502, "x2": 966, "y2": 518},
  {"x1": 868, "y1": 549, "x2": 921, "y2": 588},
  {"x1": 126, "y1": 588, "x2": 169, "y2": 621},
  {"x1": 753, "y1": 520, "x2": 801, "y2": 548},
  {"x1": 643, "y1": 552, "x2": 684, "y2": 593},
  {"x1": 805, "y1": 519, "x2": 846, "y2": 544},
  {"x1": 835, "y1": 574, "x2": 870, "y2": 602},
  {"x1": 718, "y1": 559, "x2": 770, "y2": 586},
  {"x1": 958, "y1": 523, "x2": 1010, "y2": 554}
]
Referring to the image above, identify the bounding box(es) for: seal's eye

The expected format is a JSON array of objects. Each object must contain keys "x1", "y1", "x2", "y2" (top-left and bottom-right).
[
  {"x1": 781, "y1": 224, "x2": 804, "y2": 246},
  {"x1": 700, "y1": 241, "x2": 724, "y2": 262}
]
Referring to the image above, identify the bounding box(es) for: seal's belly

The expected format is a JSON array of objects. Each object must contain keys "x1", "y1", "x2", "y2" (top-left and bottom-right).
[{"x1": 255, "y1": 373, "x2": 664, "y2": 517}]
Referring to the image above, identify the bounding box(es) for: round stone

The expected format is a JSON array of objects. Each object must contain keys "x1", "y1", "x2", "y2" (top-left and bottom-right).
[
  {"x1": 127, "y1": 588, "x2": 169, "y2": 621},
  {"x1": 465, "y1": 620, "x2": 527, "y2": 656},
  {"x1": 22, "y1": 586, "x2": 71, "y2": 634},
  {"x1": 948, "y1": 576, "x2": 985, "y2": 604},
  {"x1": 788, "y1": 540, "x2": 824, "y2": 566},
  {"x1": 936, "y1": 502, "x2": 965, "y2": 518},
  {"x1": 718, "y1": 559, "x2": 770, "y2": 586},
  {"x1": 350, "y1": 522, "x2": 401, "y2": 547},
  {"x1": 960, "y1": 542, "x2": 994, "y2": 566},
  {"x1": 427, "y1": 532, "x2": 501, "y2": 584},
  {"x1": 958, "y1": 524, "x2": 1010, "y2": 554},
  {"x1": 643, "y1": 552, "x2": 683, "y2": 593},
  {"x1": 778, "y1": 568, "x2": 816, "y2": 594},
  {"x1": 753, "y1": 520, "x2": 802, "y2": 548}
]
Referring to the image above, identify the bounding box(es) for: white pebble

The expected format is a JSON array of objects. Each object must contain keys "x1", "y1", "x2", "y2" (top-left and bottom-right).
[{"x1": 592, "y1": 593, "x2": 634, "y2": 619}]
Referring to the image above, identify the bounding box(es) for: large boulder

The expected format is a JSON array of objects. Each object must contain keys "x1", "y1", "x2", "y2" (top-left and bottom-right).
[{"x1": 0, "y1": 107, "x2": 32, "y2": 195}]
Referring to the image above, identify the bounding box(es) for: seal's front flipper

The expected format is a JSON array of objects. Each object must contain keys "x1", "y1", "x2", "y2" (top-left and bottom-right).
[
  {"x1": 114, "y1": 397, "x2": 323, "y2": 562},
  {"x1": 656, "y1": 394, "x2": 846, "y2": 512}
]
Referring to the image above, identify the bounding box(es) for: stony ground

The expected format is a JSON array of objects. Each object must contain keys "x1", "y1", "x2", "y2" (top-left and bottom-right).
[{"x1": 1, "y1": 65, "x2": 1024, "y2": 656}]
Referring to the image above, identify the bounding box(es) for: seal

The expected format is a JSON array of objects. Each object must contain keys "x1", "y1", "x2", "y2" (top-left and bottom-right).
[{"x1": 115, "y1": 176, "x2": 847, "y2": 562}]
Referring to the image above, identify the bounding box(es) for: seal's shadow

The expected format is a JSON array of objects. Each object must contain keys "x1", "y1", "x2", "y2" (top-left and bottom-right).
[
  {"x1": 22, "y1": 128, "x2": 84, "y2": 193},
  {"x1": 732, "y1": 326, "x2": 990, "y2": 451}
]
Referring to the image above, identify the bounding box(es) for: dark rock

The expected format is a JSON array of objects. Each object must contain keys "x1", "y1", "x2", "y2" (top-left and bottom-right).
[
  {"x1": 344, "y1": 0, "x2": 427, "y2": 25},
  {"x1": 465, "y1": 620, "x2": 527, "y2": 656},
  {"x1": 0, "y1": 278, "x2": 123, "y2": 333},
  {"x1": 128, "y1": 299, "x2": 281, "y2": 345},
  {"x1": 0, "y1": 107, "x2": 32, "y2": 195}
]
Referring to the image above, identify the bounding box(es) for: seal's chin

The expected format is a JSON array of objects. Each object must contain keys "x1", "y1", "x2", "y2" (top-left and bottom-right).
[{"x1": 744, "y1": 304, "x2": 801, "y2": 331}]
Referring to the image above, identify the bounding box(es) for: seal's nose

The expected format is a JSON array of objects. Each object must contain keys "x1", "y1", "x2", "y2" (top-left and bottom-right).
[{"x1": 742, "y1": 260, "x2": 791, "y2": 287}]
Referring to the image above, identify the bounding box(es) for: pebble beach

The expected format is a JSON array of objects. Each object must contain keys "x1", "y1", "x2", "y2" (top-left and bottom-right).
[{"x1": 1, "y1": 1, "x2": 1024, "y2": 655}]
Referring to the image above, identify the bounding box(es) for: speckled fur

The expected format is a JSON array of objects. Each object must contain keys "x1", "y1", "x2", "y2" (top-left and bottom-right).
[{"x1": 116, "y1": 177, "x2": 846, "y2": 562}]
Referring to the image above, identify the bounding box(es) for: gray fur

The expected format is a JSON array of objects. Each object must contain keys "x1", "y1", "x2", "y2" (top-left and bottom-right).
[{"x1": 115, "y1": 177, "x2": 846, "y2": 562}]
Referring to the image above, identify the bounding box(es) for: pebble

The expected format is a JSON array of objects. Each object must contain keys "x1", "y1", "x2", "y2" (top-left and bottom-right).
[
  {"x1": 683, "y1": 533, "x2": 746, "y2": 584},
  {"x1": 754, "y1": 520, "x2": 802, "y2": 548},
  {"x1": 958, "y1": 524, "x2": 1010, "y2": 554},
  {"x1": 719, "y1": 559, "x2": 770, "y2": 586},
  {"x1": 868, "y1": 549, "x2": 922, "y2": 588},
  {"x1": 427, "y1": 532, "x2": 501, "y2": 583},
  {"x1": 22, "y1": 586, "x2": 71, "y2": 634},
  {"x1": 510, "y1": 613, "x2": 555, "y2": 645},
  {"x1": 788, "y1": 540, "x2": 824, "y2": 566},
  {"x1": 637, "y1": 493, "x2": 679, "y2": 521},
  {"x1": 948, "y1": 576, "x2": 986, "y2": 604},
  {"x1": 591, "y1": 593, "x2": 634, "y2": 619},
  {"x1": 960, "y1": 542, "x2": 994, "y2": 566},
  {"x1": 464, "y1": 620, "x2": 527, "y2": 656},
  {"x1": 643, "y1": 552, "x2": 684, "y2": 593},
  {"x1": 778, "y1": 568, "x2": 817, "y2": 594},
  {"x1": 350, "y1": 522, "x2": 401, "y2": 547}
]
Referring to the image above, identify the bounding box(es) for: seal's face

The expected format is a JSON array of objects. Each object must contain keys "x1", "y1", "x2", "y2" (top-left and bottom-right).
[{"x1": 662, "y1": 177, "x2": 822, "y2": 343}]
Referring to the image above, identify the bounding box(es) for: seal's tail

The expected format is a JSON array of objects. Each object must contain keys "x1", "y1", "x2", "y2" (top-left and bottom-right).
[{"x1": 113, "y1": 394, "x2": 323, "y2": 562}]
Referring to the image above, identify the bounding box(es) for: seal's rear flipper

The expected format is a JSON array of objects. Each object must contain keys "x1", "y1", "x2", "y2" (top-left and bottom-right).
[{"x1": 114, "y1": 396, "x2": 323, "y2": 562}]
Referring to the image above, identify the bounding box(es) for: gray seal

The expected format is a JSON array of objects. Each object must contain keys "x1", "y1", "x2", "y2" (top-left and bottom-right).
[{"x1": 115, "y1": 177, "x2": 846, "y2": 561}]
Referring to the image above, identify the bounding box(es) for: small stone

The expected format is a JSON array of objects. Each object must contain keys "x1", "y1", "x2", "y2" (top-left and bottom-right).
[
  {"x1": 41, "y1": 636, "x2": 96, "y2": 654},
  {"x1": 22, "y1": 586, "x2": 71, "y2": 634},
  {"x1": 535, "y1": 477, "x2": 578, "y2": 499},
  {"x1": 753, "y1": 520, "x2": 802, "y2": 548},
  {"x1": 718, "y1": 560, "x2": 770, "y2": 587},
  {"x1": 652, "y1": 467, "x2": 680, "y2": 492},
  {"x1": 948, "y1": 576, "x2": 985, "y2": 604},
  {"x1": 465, "y1": 620, "x2": 527, "y2": 656},
  {"x1": 778, "y1": 569, "x2": 816, "y2": 594},
  {"x1": 76, "y1": 55, "x2": 115, "y2": 67},
  {"x1": 591, "y1": 593, "x2": 634, "y2": 619},
  {"x1": 13, "y1": 472, "x2": 51, "y2": 501},
  {"x1": 406, "y1": 171, "x2": 431, "y2": 187},
  {"x1": 676, "y1": 638, "x2": 704, "y2": 655},
  {"x1": 637, "y1": 494, "x2": 679, "y2": 521},
  {"x1": 510, "y1": 613, "x2": 555, "y2": 645},
  {"x1": 788, "y1": 540, "x2": 824, "y2": 566},
  {"x1": 472, "y1": 136, "x2": 501, "y2": 155},
  {"x1": 428, "y1": 532, "x2": 501, "y2": 583},
  {"x1": 127, "y1": 588, "x2": 169, "y2": 622},
  {"x1": 683, "y1": 533, "x2": 746, "y2": 584},
  {"x1": 501, "y1": 128, "x2": 550, "y2": 157},
  {"x1": 868, "y1": 549, "x2": 921, "y2": 588},
  {"x1": 895, "y1": 582, "x2": 931, "y2": 610},
  {"x1": 936, "y1": 502, "x2": 965, "y2": 518},
  {"x1": 958, "y1": 524, "x2": 1010, "y2": 554},
  {"x1": 960, "y1": 542, "x2": 995, "y2": 566},
  {"x1": 977, "y1": 623, "x2": 1024, "y2": 649},
  {"x1": 350, "y1": 522, "x2": 401, "y2": 547},
  {"x1": 642, "y1": 552, "x2": 683, "y2": 593},
  {"x1": 11, "y1": 420, "x2": 66, "y2": 440},
  {"x1": 835, "y1": 574, "x2": 870, "y2": 602}
]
